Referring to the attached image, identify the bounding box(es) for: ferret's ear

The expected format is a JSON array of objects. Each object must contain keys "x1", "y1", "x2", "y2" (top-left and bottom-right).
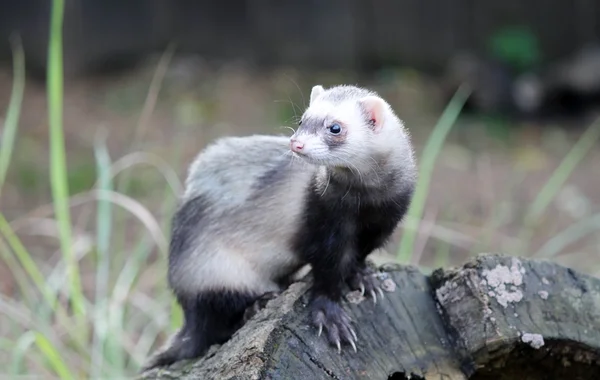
[
  {"x1": 310, "y1": 85, "x2": 325, "y2": 105},
  {"x1": 359, "y1": 95, "x2": 386, "y2": 133}
]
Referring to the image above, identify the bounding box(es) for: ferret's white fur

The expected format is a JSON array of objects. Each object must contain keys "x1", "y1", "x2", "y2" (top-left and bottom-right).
[
  {"x1": 293, "y1": 85, "x2": 415, "y2": 193},
  {"x1": 171, "y1": 85, "x2": 416, "y2": 297},
  {"x1": 174, "y1": 136, "x2": 311, "y2": 296}
]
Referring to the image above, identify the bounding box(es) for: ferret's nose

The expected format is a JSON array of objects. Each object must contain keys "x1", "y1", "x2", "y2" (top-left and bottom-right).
[{"x1": 290, "y1": 139, "x2": 304, "y2": 153}]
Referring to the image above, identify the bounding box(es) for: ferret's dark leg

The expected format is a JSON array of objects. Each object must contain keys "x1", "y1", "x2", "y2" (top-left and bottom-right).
[
  {"x1": 301, "y1": 232, "x2": 358, "y2": 352},
  {"x1": 309, "y1": 256, "x2": 358, "y2": 352},
  {"x1": 346, "y1": 226, "x2": 388, "y2": 302},
  {"x1": 141, "y1": 290, "x2": 257, "y2": 371},
  {"x1": 293, "y1": 187, "x2": 369, "y2": 352},
  {"x1": 291, "y1": 213, "x2": 357, "y2": 350},
  {"x1": 349, "y1": 192, "x2": 414, "y2": 302}
]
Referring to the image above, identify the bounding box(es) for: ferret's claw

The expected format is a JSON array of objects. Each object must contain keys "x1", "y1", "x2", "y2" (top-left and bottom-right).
[
  {"x1": 310, "y1": 296, "x2": 356, "y2": 356},
  {"x1": 349, "y1": 339, "x2": 357, "y2": 353},
  {"x1": 350, "y1": 328, "x2": 358, "y2": 342},
  {"x1": 347, "y1": 266, "x2": 383, "y2": 306}
]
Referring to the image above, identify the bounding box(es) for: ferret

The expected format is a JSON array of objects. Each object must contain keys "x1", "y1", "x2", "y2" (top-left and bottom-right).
[{"x1": 141, "y1": 84, "x2": 417, "y2": 371}]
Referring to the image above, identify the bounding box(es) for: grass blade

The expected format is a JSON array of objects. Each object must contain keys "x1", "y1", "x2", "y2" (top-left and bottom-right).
[
  {"x1": 11, "y1": 331, "x2": 36, "y2": 376},
  {"x1": 90, "y1": 131, "x2": 113, "y2": 377},
  {"x1": 534, "y1": 213, "x2": 600, "y2": 259},
  {"x1": 112, "y1": 45, "x2": 175, "y2": 278},
  {"x1": 396, "y1": 85, "x2": 470, "y2": 263},
  {"x1": 526, "y1": 117, "x2": 600, "y2": 221},
  {"x1": 0, "y1": 35, "x2": 25, "y2": 197},
  {"x1": 520, "y1": 117, "x2": 600, "y2": 253},
  {"x1": 34, "y1": 331, "x2": 75, "y2": 380},
  {"x1": 170, "y1": 296, "x2": 183, "y2": 332},
  {"x1": 0, "y1": 213, "x2": 57, "y2": 311},
  {"x1": 107, "y1": 238, "x2": 155, "y2": 370},
  {"x1": 0, "y1": 236, "x2": 35, "y2": 306},
  {"x1": 47, "y1": 0, "x2": 87, "y2": 322}
]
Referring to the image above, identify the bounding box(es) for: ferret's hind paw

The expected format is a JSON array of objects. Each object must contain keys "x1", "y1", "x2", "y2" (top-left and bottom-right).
[
  {"x1": 347, "y1": 266, "x2": 384, "y2": 303},
  {"x1": 243, "y1": 291, "x2": 282, "y2": 323},
  {"x1": 310, "y1": 296, "x2": 357, "y2": 353}
]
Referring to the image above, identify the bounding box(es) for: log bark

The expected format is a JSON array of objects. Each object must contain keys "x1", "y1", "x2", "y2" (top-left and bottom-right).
[{"x1": 138, "y1": 254, "x2": 600, "y2": 380}]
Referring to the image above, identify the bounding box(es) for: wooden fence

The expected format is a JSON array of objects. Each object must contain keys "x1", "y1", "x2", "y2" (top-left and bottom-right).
[{"x1": 0, "y1": 0, "x2": 599, "y2": 76}]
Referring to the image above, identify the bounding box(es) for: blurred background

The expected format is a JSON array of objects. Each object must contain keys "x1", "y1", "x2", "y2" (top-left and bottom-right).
[{"x1": 0, "y1": 1, "x2": 599, "y2": 378}]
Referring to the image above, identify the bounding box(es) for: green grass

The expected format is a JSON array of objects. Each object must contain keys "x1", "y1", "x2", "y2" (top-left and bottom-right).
[
  {"x1": 519, "y1": 117, "x2": 600, "y2": 255},
  {"x1": 0, "y1": 1, "x2": 178, "y2": 377},
  {"x1": 47, "y1": 0, "x2": 86, "y2": 328},
  {"x1": 34, "y1": 332, "x2": 75, "y2": 380},
  {"x1": 90, "y1": 131, "x2": 112, "y2": 378},
  {"x1": 396, "y1": 85, "x2": 470, "y2": 263},
  {"x1": 1, "y1": 3, "x2": 600, "y2": 378},
  {"x1": 0, "y1": 35, "x2": 25, "y2": 197}
]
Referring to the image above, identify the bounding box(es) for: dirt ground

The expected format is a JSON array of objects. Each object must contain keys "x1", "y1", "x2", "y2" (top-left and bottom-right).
[{"x1": 1, "y1": 55, "x2": 599, "y2": 297}]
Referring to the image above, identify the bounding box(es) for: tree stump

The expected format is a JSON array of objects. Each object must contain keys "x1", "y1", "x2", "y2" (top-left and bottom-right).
[{"x1": 138, "y1": 254, "x2": 600, "y2": 379}]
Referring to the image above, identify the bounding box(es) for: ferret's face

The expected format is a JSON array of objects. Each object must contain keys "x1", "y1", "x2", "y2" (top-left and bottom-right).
[{"x1": 290, "y1": 100, "x2": 374, "y2": 168}]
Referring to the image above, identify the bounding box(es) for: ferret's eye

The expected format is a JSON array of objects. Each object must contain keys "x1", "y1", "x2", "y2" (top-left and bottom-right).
[
  {"x1": 328, "y1": 123, "x2": 341, "y2": 134},
  {"x1": 298, "y1": 120, "x2": 303, "y2": 126}
]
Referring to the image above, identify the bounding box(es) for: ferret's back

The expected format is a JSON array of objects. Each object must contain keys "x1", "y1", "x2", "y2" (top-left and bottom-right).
[
  {"x1": 182, "y1": 134, "x2": 313, "y2": 208},
  {"x1": 171, "y1": 134, "x2": 313, "y2": 294}
]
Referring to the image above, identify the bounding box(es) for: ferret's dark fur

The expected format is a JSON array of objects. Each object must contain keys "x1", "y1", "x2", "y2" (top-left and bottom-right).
[{"x1": 142, "y1": 84, "x2": 417, "y2": 371}]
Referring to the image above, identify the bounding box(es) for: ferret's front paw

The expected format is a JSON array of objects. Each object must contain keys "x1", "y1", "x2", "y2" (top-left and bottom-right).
[
  {"x1": 243, "y1": 291, "x2": 281, "y2": 323},
  {"x1": 310, "y1": 295, "x2": 357, "y2": 353},
  {"x1": 347, "y1": 266, "x2": 384, "y2": 303}
]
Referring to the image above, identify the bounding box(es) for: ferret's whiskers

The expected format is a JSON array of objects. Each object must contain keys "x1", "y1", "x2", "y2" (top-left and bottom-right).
[
  {"x1": 334, "y1": 155, "x2": 364, "y2": 184},
  {"x1": 367, "y1": 154, "x2": 383, "y2": 172},
  {"x1": 273, "y1": 98, "x2": 302, "y2": 122},
  {"x1": 283, "y1": 74, "x2": 306, "y2": 109},
  {"x1": 341, "y1": 186, "x2": 351, "y2": 201},
  {"x1": 285, "y1": 151, "x2": 300, "y2": 167},
  {"x1": 364, "y1": 155, "x2": 383, "y2": 184},
  {"x1": 279, "y1": 125, "x2": 296, "y2": 135},
  {"x1": 287, "y1": 93, "x2": 302, "y2": 120},
  {"x1": 321, "y1": 171, "x2": 331, "y2": 197},
  {"x1": 329, "y1": 150, "x2": 365, "y2": 180},
  {"x1": 334, "y1": 147, "x2": 384, "y2": 185}
]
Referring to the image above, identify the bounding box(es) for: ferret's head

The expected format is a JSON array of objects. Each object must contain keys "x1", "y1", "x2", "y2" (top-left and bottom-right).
[{"x1": 290, "y1": 84, "x2": 406, "y2": 170}]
